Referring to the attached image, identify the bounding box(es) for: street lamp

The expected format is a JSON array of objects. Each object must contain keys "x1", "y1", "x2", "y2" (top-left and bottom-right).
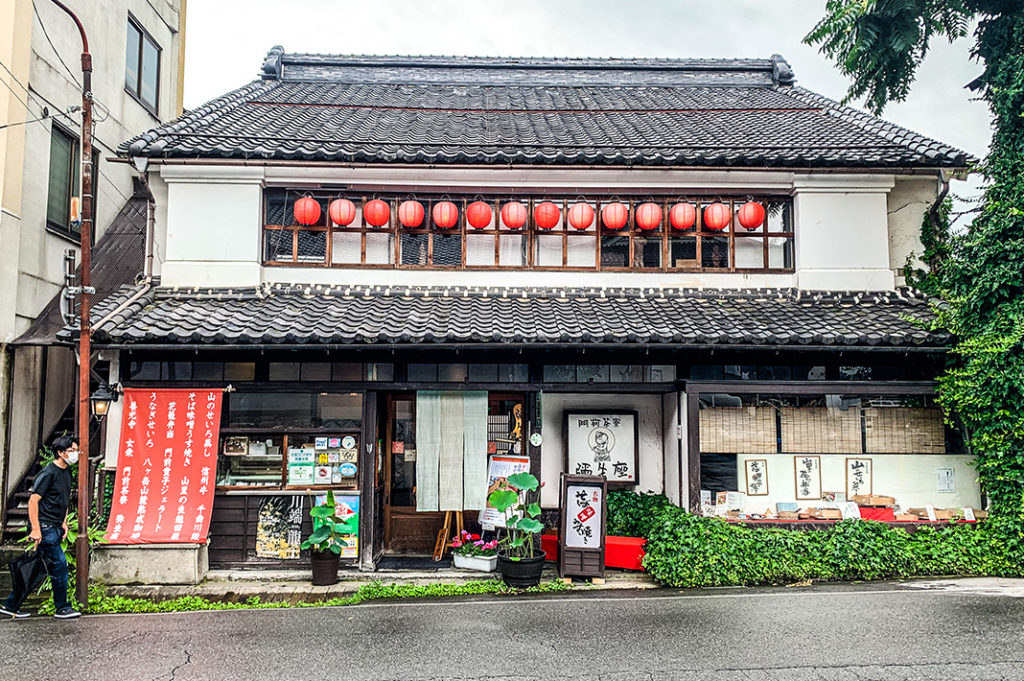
[{"x1": 90, "y1": 383, "x2": 118, "y2": 419}]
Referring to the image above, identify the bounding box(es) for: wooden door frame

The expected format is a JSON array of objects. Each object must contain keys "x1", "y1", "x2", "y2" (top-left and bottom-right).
[{"x1": 381, "y1": 390, "x2": 528, "y2": 553}]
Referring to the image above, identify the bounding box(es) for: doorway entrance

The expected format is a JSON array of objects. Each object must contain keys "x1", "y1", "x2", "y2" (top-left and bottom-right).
[{"x1": 382, "y1": 392, "x2": 525, "y2": 553}]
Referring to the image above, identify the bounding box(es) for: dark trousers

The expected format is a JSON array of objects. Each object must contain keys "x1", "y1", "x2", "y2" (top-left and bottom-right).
[{"x1": 3, "y1": 525, "x2": 70, "y2": 612}]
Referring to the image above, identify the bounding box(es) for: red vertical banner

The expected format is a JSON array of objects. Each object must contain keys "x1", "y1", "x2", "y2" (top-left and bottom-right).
[{"x1": 105, "y1": 388, "x2": 223, "y2": 544}]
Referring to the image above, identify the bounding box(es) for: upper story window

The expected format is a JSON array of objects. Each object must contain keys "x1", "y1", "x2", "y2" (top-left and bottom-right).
[
  {"x1": 125, "y1": 15, "x2": 160, "y2": 114},
  {"x1": 262, "y1": 190, "x2": 794, "y2": 273},
  {"x1": 46, "y1": 124, "x2": 81, "y2": 236}
]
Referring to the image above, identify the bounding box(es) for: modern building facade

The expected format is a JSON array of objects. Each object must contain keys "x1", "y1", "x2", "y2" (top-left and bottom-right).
[{"x1": 0, "y1": 0, "x2": 185, "y2": 531}]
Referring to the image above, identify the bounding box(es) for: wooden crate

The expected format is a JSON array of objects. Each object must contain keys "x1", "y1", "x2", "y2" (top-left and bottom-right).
[
  {"x1": 864, "y1": 407, "x2": 945, "y2": 453},
  {"x1": 780, "y1": 407, "x2": 861, "y2": 453},
  {"x1": 699, "y1": 407, "x2": 776, "y2": 453}
]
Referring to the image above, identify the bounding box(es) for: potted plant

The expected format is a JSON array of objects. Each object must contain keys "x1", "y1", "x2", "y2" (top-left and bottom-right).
[
  {"x1": 488, "y1": 472, "x2": 545, "y2": 587},
  {"x1": 451, "y1": 530, "x2": 499, "y2": 572},
  {"x1": 301, "y1": 490, "x2": 356, "y2": 586}
]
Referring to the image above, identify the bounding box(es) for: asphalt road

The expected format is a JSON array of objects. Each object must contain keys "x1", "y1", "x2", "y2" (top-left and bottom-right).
[{"x1": 2, "y1": 578, "x2": 1023, "y2": 681}]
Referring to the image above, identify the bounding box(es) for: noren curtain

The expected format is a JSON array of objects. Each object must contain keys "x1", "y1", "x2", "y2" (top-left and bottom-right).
[{"x1": 415, "y1": 391, "x2": 488, "y2": 512}]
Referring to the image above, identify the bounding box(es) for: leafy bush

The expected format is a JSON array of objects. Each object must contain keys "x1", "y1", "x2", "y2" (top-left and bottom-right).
[
  {"x1": 642, "y1": 506, "x2": 1024, "y2": 588},
  {"x1": 605, "y1": 491, "x2": 671, "y2": 537}
]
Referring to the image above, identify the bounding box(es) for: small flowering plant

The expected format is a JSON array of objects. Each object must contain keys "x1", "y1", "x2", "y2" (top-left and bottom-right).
[{"x1": 450, "y1": 530, "x2": 498, "y2": 558}]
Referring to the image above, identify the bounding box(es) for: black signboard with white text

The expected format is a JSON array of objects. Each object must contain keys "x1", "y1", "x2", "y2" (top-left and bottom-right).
[{"x1": 558, "y1": 474, "x2": 607, "y2": 579}]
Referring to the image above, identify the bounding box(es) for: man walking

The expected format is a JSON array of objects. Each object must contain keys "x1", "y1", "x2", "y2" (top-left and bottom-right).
[{"x1": 1, "y1": 435, "x2": 82, "y2": 619}]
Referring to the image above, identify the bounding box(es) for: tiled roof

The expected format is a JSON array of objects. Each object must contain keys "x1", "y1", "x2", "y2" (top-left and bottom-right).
[
  {"x1": 80, "y1": 284, "x2": 949, "y2": 349},
  {"x1": 119, "y1": 50, "x2": 972, "y2": 169},
  {"x1": 13, "y1": 192, "x2": 148, "y2": 346}
]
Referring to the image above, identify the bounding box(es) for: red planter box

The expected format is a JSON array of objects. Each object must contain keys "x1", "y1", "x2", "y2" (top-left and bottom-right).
[
  {"x1": 605, "y1": 535, "x2": 646, "y2": 571},
  {"x1": 859, "y1": 506, "x2": 895, "y2": 522},
  {"x1": 541, "y1": 533, "x2": 558, "y2": 561},
  {"x1": 540, "y1": 533, "x2": 646, "y2": 570}
]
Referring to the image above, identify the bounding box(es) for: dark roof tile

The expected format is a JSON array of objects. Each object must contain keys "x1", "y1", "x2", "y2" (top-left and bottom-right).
[
  {"x1": 118, "y1": 52, "x2": 972, "y2": 170},
  {"x1": 77, "y1": 284, "x2": 950, "y2": 350}
]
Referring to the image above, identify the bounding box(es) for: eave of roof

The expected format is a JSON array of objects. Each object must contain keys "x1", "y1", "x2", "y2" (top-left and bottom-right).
[
  {"x1": 119, "y1": 51, "x2": 973, "y2": 170},
  {"x1": 73, "y1": 284, "x2": 951, "y2": 352}
]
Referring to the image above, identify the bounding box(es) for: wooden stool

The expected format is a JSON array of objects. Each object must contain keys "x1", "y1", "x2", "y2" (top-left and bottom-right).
[{"x1": 433, "y1": 510, "x2": 465, "y2": 561}]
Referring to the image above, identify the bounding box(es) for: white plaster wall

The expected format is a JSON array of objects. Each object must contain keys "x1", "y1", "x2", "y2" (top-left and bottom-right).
[
  {"x1": 539, "y1": 393, "x2": 663, "y2": 507},
  {"x1": 103, "y1": 353, "x2": 123, "y2": 468},
  {"x1": 162, "y1": 167, "x2": 264, "y2": 287},
  {"x1": 793, "y1": 175, "x2": 896, "y2": 291},
  {"x1": 735, "y1": 453, "x2": 981, "y2": 513},
  {"x1": 662, "y1": 392, "x2": 682, "y2": 506},
  {"x1": 155, "y1": 165, "x2": 928, "y2": 294},
  {"x1": 887, "y1": 178, "x2": 939, "y2": 285}
]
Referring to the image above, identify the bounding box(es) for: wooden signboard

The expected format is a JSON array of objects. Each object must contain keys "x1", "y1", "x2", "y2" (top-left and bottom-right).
[
  {"x1": 564, "y1": 411, "x2": 639, "y2": 486},
  {"x1": 558, "y1": 474, "x2": 607, "y2": 579}
]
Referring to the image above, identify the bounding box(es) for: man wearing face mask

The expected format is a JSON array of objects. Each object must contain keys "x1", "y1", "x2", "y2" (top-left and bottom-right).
[{"x1": 1, "y1": 435, "x2": 81, "y2": 619}]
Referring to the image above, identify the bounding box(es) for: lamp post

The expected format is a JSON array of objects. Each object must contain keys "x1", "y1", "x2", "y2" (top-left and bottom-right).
[{"x1": 48, "y1": 0, "x2": 94, "y2": 608}]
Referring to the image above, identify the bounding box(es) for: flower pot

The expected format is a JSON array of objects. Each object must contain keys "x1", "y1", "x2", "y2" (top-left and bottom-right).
[
  {"x1": 497, "y1": 551, "x2": 546, "y2": 588},
  {"x1": 310, "y1": 549, "x2": 340, "y2": 586},
  {"x1": 453, "y1": 553, "x2": 498, "y2": 572}
]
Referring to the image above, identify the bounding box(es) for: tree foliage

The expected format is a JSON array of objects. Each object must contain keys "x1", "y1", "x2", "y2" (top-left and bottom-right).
[{"x1": 806, "y1": 3, "x2": 1024, "y2": 536}]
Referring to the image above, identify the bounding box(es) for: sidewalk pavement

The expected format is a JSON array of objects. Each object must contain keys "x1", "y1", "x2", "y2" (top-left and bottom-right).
[{"x1": 99, "y1": 566, "x2": 658, "y2": 604}]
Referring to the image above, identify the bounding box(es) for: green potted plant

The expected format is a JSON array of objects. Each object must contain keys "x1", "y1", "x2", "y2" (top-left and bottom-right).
[
  {"x1": 488, "y1": 472, "x2": 545, "y2": 587},
  {"x1": 451, "y1": 530, "x2": 499, "y2": 572},
  {"x1": 301, "y1": 491, "x2": 356, "y2": 586}
]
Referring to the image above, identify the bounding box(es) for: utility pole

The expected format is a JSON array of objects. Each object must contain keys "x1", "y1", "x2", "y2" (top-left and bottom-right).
[{"x1": 49, "y1": 0, "x2": 94, "y2": 607}]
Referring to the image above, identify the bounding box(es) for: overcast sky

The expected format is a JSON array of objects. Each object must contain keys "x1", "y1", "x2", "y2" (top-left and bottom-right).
[{"x1": 183, "y1": 0, "x2": 990, "y2": 214}]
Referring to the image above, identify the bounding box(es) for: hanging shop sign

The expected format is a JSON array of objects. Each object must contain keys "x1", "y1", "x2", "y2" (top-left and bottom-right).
[
  {"x1": 558, "y1": 474, "x2": 607, "y2": 579},
  {"x1": 478, "y1": 454, "x2": 531, "y2": 530},
  {"x1": 105, "y1": 389, "x2": 224, "y2": 544},
  {"x1": 256, "y1": 496, "x2": 304, "y2": 559},
  {"x1": 564, "y1": 411, "x2": 638, "y2": 485},
  {"x1": 314, "y1": 493, "x2": 360, "y2": 558}
]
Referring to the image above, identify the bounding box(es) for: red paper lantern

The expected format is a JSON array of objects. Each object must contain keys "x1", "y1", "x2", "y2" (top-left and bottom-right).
[
  {"x1": 398, "y1": 200, "x2": 425, "y2": 228},
  {"x1": 363, "y1": 199, "x2": 390, "y2": 227},
  {"x1": 466, "y1": 201, "x2": 493, "y2": 229},
  {"x1": 601, "y1": 202, "x2": 629, "y2": 230},
  {"x1": 328, "y1": 199, "x2": 356, "y2": 227},
  {"x1": 669, "y1": 202, "x2": 696, "y2": 231},
  {"x1": 293, "y1": 196, "x2": 321, "y2": 226},
  {"x1": 432, "y1": 200, "x2": 459, "y2": 229},
  {"x1": 635, "y1": 202, "x2": 662, "y2": 231},
  {"x1": 500, "y1": 201, "x2": 527, "y2": 230},
  {"x1": 737, "y1": 201, "x2": 766, "y2": 230},
  {"x1": 703, "y1": 202, "x2": 731, "y2": 231},
  {"x1": 567, "y1": 202, "x2": 595, "y2": 231},
  {"x1": 534, "y1": 201, "x2": 561, "y2": 230}
]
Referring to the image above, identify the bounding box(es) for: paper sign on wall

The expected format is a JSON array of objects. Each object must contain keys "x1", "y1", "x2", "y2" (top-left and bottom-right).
[
  {"x1": 936, "y1": 468, "x2": 955, "y2": 493},
  {"x1": 105, "y1": 389, "x2": 223, "y2": 544}
]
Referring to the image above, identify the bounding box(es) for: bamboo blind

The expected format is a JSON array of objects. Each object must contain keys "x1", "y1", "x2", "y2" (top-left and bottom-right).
[
  {"x1": 864, "y1": 407, "x2": 946, "y2": 453},
  {"x1": 699, "y1": 407, "x2": 777, "y2": 453},
  {"x1": 780, "y1": 407, "x2": 861, "y2": 453}
]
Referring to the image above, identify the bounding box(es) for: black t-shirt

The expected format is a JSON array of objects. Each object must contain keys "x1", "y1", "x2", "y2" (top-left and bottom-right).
[{"x1": 30, "y1": 462, "x2": 72, "y2": 526}]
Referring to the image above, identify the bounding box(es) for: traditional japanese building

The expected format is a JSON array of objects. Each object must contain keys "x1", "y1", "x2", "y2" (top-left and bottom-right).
[{"x1": 84, "y1": 49, "x2": 973, "y2": 579}]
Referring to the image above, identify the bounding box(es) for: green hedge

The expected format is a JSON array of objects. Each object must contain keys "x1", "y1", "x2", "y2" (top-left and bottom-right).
[
  {"x1": 642, "y1": 505, "x2": 1024, "y2": 588},
  {"x1": 605, "y1": 490, "x2": 672, "y2": 537}
]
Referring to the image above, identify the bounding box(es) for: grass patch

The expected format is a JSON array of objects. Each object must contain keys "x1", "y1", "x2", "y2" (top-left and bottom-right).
[{"x1": 64, "y1": 578, "x2": 573, "y2": 615}]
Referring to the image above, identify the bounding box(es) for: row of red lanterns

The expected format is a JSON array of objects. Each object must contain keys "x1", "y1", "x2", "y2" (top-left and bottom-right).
[{"x1": 293, "y1": 197, "x2": 766, "y2": 232}]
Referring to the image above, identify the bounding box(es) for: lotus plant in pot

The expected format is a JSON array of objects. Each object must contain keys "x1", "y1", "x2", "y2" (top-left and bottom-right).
[
  {"x1": 488, "y1": 472, "x2": 545, "y2": 587},
  {"x1": 301, "y1": 490, "x2": 357, "y2": 586},
  {"x1": 451, "y1": 530, "x2": 499, "y2": 572}
]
